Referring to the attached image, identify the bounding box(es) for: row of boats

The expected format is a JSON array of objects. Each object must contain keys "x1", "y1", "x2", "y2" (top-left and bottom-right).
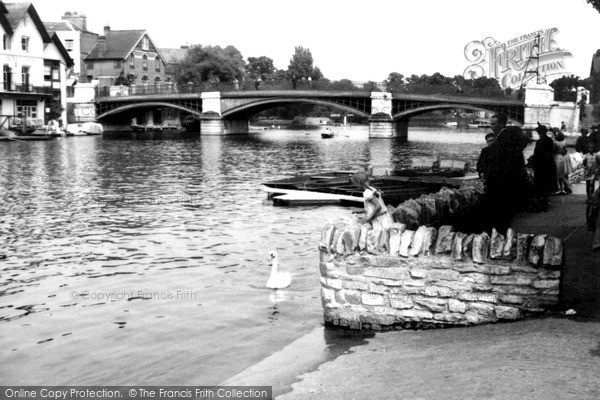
[
  {"x1": 262, "y1": 159, "x2": 475, "y2": 207},
  {"x1": 0, "y1": 122, "x2": 103, "y2": 141}
]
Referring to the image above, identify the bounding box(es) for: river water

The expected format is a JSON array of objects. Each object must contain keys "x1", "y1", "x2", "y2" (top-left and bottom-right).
[{"x1": 0, "y1": 125, "x2": 502, "y2": 385}]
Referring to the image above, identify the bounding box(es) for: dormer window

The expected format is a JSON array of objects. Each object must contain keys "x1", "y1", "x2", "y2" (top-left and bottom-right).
[
  {"x1": 129, "y1": 54, "x2": 134, "y2": 69},
  {"x1": 142, "y1": 36, "x2": 149, "y2": 51},
  {"x1": 142, "y1": 54, "x2": 147, "y2": 70},
  {"x1": 3, "y1": 35, "x2": 10, "y2": 50},
  {"x1": 155, "y1": 56, "x2": 160, "y2": 72}
]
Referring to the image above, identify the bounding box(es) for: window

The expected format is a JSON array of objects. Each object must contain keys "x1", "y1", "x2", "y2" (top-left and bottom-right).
[
  {"x1": 17, "y1": 100, "x2": 37, "y2": 118},
  {"x1": 21, "y1": 36, "x2": 29, "y2": 52},
  {"x1": 155, "y1": 56, "x2": 160, "y2": 72},
  {"x1": 142, "y1": 36, "x2": 149, "y2": 51},
  {"x1": 3, "y1": 65, "x2": 12, "y2": 90},
  {"x1": 3, "y1": 34, "x2": 10, "y2": 50},
  {"x1": 129, "y1": 54, "x2": 134, "y2": 69},
  {"x1": 52, "y1": 66, "x2": 59, "y2": 80},
  {"x1": 154, "y1": 76, "x2": 161, "y2": 83},
  {"x1": 21, "y1": 66, "x2": 30, "y2": 89},
  {"x1": 114, "y1": 60, "x2": 121, "y2": 69},
  {"x1": 44, "y1": 65, "x2": 52, "y2": 80},
  {"x1": 65, "y1": 39, "x2": 74, "y2": 52},
  {"x1": 86, "y1": 62, "x2": 94, "y2": 70},
  {"x1": 142, "y1": 54, "x2": 147, "y2": 70}
]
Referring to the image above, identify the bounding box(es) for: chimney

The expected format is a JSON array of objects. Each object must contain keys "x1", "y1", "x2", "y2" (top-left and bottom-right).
[
  {"x1": 61, "y1": 11, "x2": 87, "y2": 31},
  {"x1": 104, "y1": 25, "x2": 110, "y2": 35},
  {"x1": 97, "y1": 36, "x2": 106, "y2": 56}
]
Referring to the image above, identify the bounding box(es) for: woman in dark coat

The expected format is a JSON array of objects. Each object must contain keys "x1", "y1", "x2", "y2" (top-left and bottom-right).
[{"x1": 530, "y1": 123, "x2": 556, "y2": 211}]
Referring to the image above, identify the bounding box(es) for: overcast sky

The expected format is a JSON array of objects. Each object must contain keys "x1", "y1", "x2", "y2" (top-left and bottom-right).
[{"x1": 34, "y1": 0, "x2": 600, "y2": 82}]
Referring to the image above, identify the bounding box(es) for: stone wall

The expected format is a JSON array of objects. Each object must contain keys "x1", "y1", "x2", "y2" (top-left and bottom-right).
[{"x1": 318, "y1": 184, "x2": 564, "y2": 331}]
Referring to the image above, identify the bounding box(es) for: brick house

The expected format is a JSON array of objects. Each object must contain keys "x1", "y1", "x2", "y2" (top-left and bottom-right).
[{"x1": 84, "y1": 26, "x2": 169, "y2": 90}]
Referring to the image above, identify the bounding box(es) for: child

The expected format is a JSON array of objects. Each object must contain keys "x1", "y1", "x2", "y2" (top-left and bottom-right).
[
  {"x1": 583, "y1": 141, "x2": 600, "y2": 199},
  {"x1": 351, "y1": 171, "x2": 394, "y2": 230}
]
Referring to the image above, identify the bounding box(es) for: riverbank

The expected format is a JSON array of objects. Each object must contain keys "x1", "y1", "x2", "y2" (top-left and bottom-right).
[{"x1": 225, "y1": 182, "x2": 600, "y2": 399}]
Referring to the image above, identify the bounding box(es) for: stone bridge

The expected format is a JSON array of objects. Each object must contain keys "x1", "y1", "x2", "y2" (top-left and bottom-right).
[{"x1": 95, "y1": 90, "x2": 526, "y2": 138}]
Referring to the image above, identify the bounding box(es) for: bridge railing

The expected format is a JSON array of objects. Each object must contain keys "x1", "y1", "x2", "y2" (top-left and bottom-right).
[{"x1": 94, "y1": 80, "x2": 522, "y2": 100}]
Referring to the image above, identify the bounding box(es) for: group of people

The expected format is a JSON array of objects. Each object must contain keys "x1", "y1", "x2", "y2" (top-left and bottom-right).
[
  {"x1": 576, "y1": 126, "x2": 600, "y2": 252},
  {"x1": 476, "y1": 113, "x2": 529, "y2": 234}
]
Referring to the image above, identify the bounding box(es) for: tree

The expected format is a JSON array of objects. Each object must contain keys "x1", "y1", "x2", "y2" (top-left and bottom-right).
[
  {"x1": 550, "y1": 74, "x2": 587, "y2": 101},
  {"x1": 246, "y1": 56, "x2": 275, "y2": 80},
  {"x1": 384, "y1": 72, "x2": 406, "y2": 92},
  {"x1": 176, "y1": 45, "x2": 246, "y2": 85},
  {"x1": 587, "y1": 0, "x2": 600, "y2": 13},
  {"x1": 287, "y1": 46, "x2": 322, "y2": 80}
]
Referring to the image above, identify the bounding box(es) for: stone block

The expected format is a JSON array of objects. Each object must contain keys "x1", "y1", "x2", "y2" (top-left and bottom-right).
[
  {"x1": 362, "y1": 292, "x2": 387, "y2": 306},
  {"x1": 505, "y1": 286, "x2": 539, "y2": 295},
  {"x1": 398, "y1": 309, "x2": 434, "y2": 320},
  {"x1": 452, "y1": 263, "x2": 489, "y2": 274},
  {"x1": 435, "y1": 225, "x2": 455, "y2": 254},
  {"x1": 499, "y1": 294, "x2": 526, "y2": 304},
  {"x1": 415, "y1": 297, "x2": 448, "y2": 312},
  {"x1": 409, "y1": 268, "x2": 428, "y2": 279},
  {"x1": 467, "y1": 302, "x2": 496, "y2": 316},
  {"x1": 490, "y1": 228, "x2": 505, "y2": 259},
  {"x1": 345, "y1": 290, "x2": 363, "y2": 305},
  {"x1": 472, "y1": 232, "x2": 490, "y2": 264},
  {"x1": 362, "y1": 255, "x2": 402, "y2": 268},
  {"x1": 422, "y1": 227, "x2": 438, "y2": 256},
  {"x1": 390, "y1": 296, "x2": 414, "y2": 309},
  {"x1": 429, "y1": 269, "x2": 461, "y2": 281},
  {"x1": 532, "y1": 279, "x2": 560, "y2": 289},
  {"x1": 320, "y1": 277, "x2": 344, "y2": 289},
  {"x1": 319, "y1": 222, "x2": 337, "y2": 252},
  {"x1": 460, "y1": 273, "x2": 489, "y2": 284},
  {"x1": 366, "y1": 228, "x2": 383, "y2": 254},
  {"x1": 516, "y1": 233, "x2": 534, "y2": 265},
  {"x1": 363, "y1": 267, "x2": 407, "y2": 280},
  {"x1": 359, "y1": 224, "x2": 370, "y2": 252},
  {"x1": 502, "y1": 228, "x2": 517, "y2": 260},
  {"x1": 465, "y1": 311, "x2": 497, "y2": 324},
  {"x1": 542, "y1": 236, "x2": 563, "y2": 267},
  {"x1": 528, "y1": 234, "x2": 547, "y2": 267},
  {"x1": 334, "y1": 290, "x2": 347, "y2": 305},
  {"x1": 410, "y1": 225, "x2": 428, "y2": 256},
  {"x1": 388, "y1": 223, "x2": 405, "y2": 256},
  {"x1": 399, "y1": 230, "x2": 415, "y2": 257},
  {"x1": 321, "y1": 287, "x2": 339, "y2": 308},
  {"x1": 346, "y1": 264, "x2": 365, "y2": 275},
  {"x1": 451, "y1": 232, "x2": 467, "y2": 261},
  {"x1": 495, "y1": 306, "x2": 523, "y2": 320},
  {"x1": 369, "y1": 277, "x2": 405, "y2": 287},
  {"x1": 448, "y1": 299, "x2": 467, "y2": 313},
  {"x1": 433, "y1": 313, "x2": 466, "y2": 323},
  {"x1": 488, "y1": 265, "x2": 511, "y2": 275},
  {"x1": 489, "y1": 275, "x2": 535, "y2": 286},
  {"x1": 462, "y1": 233, "x2": 476, "y2": 260}
]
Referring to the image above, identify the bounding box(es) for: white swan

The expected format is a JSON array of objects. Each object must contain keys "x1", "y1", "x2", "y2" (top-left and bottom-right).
[{"x1": 266, "y1": 250, "x2": 291, "y2": 289}]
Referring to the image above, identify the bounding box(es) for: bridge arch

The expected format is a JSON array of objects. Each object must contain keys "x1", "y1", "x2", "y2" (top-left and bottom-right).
[
  {"x1": 95, "y1": 101, "x2": 203, "y2": 121},
  {"x1": 392, "y1": 103, "x2": 524, "y2": 124},
  {"x1": 221, "y1": 98, "x2": 371, "y2": 120}
]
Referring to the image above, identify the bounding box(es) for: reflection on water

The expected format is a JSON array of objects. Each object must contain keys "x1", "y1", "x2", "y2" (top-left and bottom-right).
[{"x1": 0, "y1": 125, "x2": 493, "y2": 384}]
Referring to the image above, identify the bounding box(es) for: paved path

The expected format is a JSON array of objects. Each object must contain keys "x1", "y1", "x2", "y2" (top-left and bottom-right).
[{"x1": 228, "y1": 183, "x2": 600, "y2": 399}]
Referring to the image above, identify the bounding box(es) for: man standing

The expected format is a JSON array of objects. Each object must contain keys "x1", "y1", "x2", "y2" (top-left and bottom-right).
[
  {"x1": 476, "y1": 132, "x2": 496, "y2": 180},
  {"x1": 484, "y1": 113, "x2": 528, "y2": 233},
  {"x1": 530, "y1": 123, "x2": 557, "y2": 212}
]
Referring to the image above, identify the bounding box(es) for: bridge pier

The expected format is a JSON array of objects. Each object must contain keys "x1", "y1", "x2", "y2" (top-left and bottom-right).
[
  {"x1": 200, "y1": 115, "x2": 249, "y2": 135},
  {"x1": 368, "y1": 115, "x2": 408, "y2": 140}
]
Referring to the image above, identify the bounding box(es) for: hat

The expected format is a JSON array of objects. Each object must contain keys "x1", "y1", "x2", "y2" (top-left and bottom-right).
[{"x1": 535, "y1": 122, "x2": 548, "y2": 135}]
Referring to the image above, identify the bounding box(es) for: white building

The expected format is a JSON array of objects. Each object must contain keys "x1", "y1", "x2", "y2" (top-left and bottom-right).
[{"x1": 0, "y1": 1, "x2": 73, "y2": 127}]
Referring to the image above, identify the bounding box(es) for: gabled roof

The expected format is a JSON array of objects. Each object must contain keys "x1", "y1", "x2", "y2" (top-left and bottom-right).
[
  {"x1": 86, "y1": 29, "x2": 146, "y2": 60},
  {"x1": 49, "y1": 32, "x2": 74, "y2": 67},
  {"x1": 44, "y1": 20, "x2": 92, "y2": 34},
  {"x1": 0, "y1": 2, "x2": 12, "y2": 34},
  {"x1": 4, "y1": 2, "x2": 51, "y2": 42}
]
